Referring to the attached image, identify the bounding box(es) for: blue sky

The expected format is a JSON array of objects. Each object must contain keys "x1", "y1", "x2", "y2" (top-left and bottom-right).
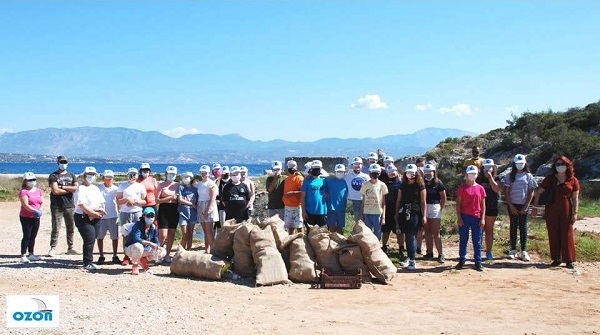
[{"x1": 1, "y1": 1, "x2": 598, "y2": 141}]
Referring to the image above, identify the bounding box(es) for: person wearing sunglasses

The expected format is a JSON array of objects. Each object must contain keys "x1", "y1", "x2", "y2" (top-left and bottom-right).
[
  {"x1": 19, "y1": 172, "x2": 44, "y2": 263},
  {"x1": 124, "y1": 207, "x2": 165, "y2": 275}
]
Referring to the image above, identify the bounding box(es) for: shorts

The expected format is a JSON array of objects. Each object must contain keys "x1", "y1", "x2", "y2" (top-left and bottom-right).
[
  {"x1": 178, "y1": 216, "x2": 197, "y2": 227},
  {"x1": 119, "y1": 211, "x2": 142, "y2": 226},
  {"x1": 97, "y1": 217, "x2": 118, "y2": 240},
  {"x1": 267, "y1": 208, "x2": 285, "y2": 220},
  {"x1": 486, "y1": 207, "x2": 499, "y2": 217},
  {"x1": 198, "y1": 201, "x2": 219, "y2": 223},
  {"x1": 158, "y1": 203, "x2": 179, "y2": 229},
  {"x1": 326, "y1": 210, "x2": 346, "y2": 228},
  {"x1": 306, "y1": 213, "x2": 326, "y2": 227},
  {"x1": 426, "y1": 204, "x2": 442, "y2": 219},
  {"x1": 382, "y1": 205, "x2": 397, "y2": 233},
  {"x1": 284, "y1": 206, "x2": 303, "y2": 229}
]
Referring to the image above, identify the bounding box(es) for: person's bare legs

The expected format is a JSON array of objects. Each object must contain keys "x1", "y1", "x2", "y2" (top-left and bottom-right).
[
  {"x1": 185, "y1": 224, "x2": 196, "y2": 250},
  {"x1": 180, "y1": 225, "x2": 188, "y2": 249},
  {"x1": 166, "y1": 228, "x2": 176, "y2": 256},
  {"x1": 429, "y1": 218, "x2": 443, "y2": 256},
  {"x1": 201, "y1": 222, "x2": 214, "y2": 253},
  {"x1": 424, "y1": 220, "x2": 433, "y2": 255},
  {"x1": 484, "y1": 216, "x2": 496, "y2": 253}
]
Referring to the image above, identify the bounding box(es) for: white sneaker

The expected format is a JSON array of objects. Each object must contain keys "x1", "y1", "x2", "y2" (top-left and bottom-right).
[
  {"x1": 400, "y1": 259, "x2": 409, "y2": 268},
  {"x1": 47, "y1": 248, "x2": 56, "y2": 257},
  {"x1": 27, "y1": 255, "x2": 41, "y2": 261},
  {"x1": 20, "y1": 256, "x2": 30, "y2": 264},
  {"x1": 507, "y1": 250, "x2": 517, "y2": 259},
  {"x1": 407, "y1": 260, "x2": 416, "y2": 271},
  {"x1": 83, "y1": 263, "x2": 97, "y2": 272},
  {"x1": 521, "y1": 251, "x2": 531, "y2": 262}
]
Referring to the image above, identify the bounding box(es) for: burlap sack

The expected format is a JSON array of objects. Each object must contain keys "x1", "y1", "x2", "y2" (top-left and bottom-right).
[
  {"x1": 350, "y1": 221, "x2": 396, "y2": 284},
  {"x1": 250, "y1": 226, "x2": 290, "y2": 286},
  {"x1": 281, "y1": 233, "x2": 318, "y2": 283},
  {"x1": 170, "y1": 247, "x2": 227, "y2": 280},
  {"x1": 337, "y1": 245, "x2": 372, "y2": 283},
  {"x1": 232, "y1": 223, "x2": 256, "y2": 276},
  {"x1": 212, "y1": 219, "x2": 241, "y2": 261},
  {"x1": 307, "y1": 226, "x2": 343, "y2": 273}
]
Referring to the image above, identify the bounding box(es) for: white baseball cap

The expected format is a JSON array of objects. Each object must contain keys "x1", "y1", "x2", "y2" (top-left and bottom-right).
[
  {"x1": 304, "y1": 162, "x2": 312, "y2": 173},
  {"x1": 272, "y1": 161, "x2": 283, "y2": 170},
  {"x1": 423, "y1": 164, "x2": 436, "y2": 172},
  {"x1": 140, "y1": 163, "x2": 151, "y2": 171},
  {"x1": 199, "y1": 165, "x2": 210, "y2": 173},
  {"x1": 212, "y1": 163, "x2": 222, "y2": 170},
  {"x1": 220, "y1": 166, "x2": 230, "y2": 174},
  {"x1": 405, "y1": 164, "x2": 418, "y2": 173},
  {"x1": 368, "y1": 152, "x2": 378, "y2": 160},
  {"x1": 334, "y1": 164, "x2": 346, "y2": 172},
  {"x1": 513, "y1": 154, "x2": 526, "y2": 164},
  {"x1": 483, "y1": 158, "x2": 495, "y2": 166},
  {"x1": 83, "y1": 166, "x2": 97, "y2": 175},
  {"x1": 368, "y1": 163, "x2": 381, "y2": 173},
  {"x1": 127, "y1": 167, "x2": 138, "y2": 174},
  {"x1": 286, "y1": 160, "x2": 298, "y2": 169},
  {"x1": 23, "y1": 172, "x2": 36, "y2": 180},
  {"x1": 240, "y1": 166, "x2": 248, "y2": 173},
  {"x1": 351, "y1": 157, "x2": 363, "y2": 165},
  {"x1": 311, "y1": 160, "x2": 323, "y2": 168},
  {"x1": 103, "y1": 170, "x2": 114, "y2": 178},
  {"x1": 385, "y1": 165, "x2": 398, "y2": 174},
  {"x1": 230, "y1": 166, "x2": 241, "y2": 174},
  {"x1": 181, "y1": 171, "x2": 193, "y2": 178},
  {"x1": 166, "y1": 166, "x2": 177, "y2": 174},
  {"x1": 383, "y1": 156, "x2": 394, "y2": 163},
  {"x1": 466, "y1": 165, "x2": 479, "y2": 174}
]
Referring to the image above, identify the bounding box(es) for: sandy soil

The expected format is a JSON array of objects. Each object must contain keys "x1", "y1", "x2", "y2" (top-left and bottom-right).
[{"x1": 1, "y1": 198, "x2": 599, "y2": 335}]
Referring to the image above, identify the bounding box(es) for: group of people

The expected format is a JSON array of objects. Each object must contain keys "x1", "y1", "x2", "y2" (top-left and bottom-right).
[{"x1": 17, "y1": 148, "x2": 581, "y2": 275}]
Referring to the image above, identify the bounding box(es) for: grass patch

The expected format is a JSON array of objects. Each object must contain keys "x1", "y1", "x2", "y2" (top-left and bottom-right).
[{"x1": 579, "y1": 200, "x2": 600, "y2": 218}]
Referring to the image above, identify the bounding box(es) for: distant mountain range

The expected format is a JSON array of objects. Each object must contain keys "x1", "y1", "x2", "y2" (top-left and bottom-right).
[{"x1": 0, "y1": 127, "x2": 476, "y2": 163}]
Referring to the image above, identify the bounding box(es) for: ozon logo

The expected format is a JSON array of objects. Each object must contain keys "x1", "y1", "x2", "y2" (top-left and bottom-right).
[{"x1": 6, "y1": 295, "x2": 59, "y2": 328}]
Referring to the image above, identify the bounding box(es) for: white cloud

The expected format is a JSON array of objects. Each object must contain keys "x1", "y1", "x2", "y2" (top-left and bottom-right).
[
  {"x1": 415, "y1": 103, "x2": 432, "y2": 111},
  {"x1": 0, "y1": 128, "x2": 14, "y2": 134},
  {"x1": 439, "y1": 103, "x2": 473, "y2": 116},
  {"x1": 351, "y1": 94, "x2": 388, "y2": 110},
  {"x1": 161, "y1": 127, "x2": 200, "y2": 138},
  {"x1": 504, "y1": 105, "x2": 520, "y2": 113}
]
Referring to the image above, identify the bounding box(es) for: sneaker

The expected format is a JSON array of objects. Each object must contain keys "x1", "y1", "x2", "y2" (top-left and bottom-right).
[
  {"x1": 400, "y1": 259, "x2": 409, "y2": 268},
  {"x1": 566, "y1": 262, "x2": 575, "y2": 269},
  {"x1": 507, "y1": 250, "x2": 517, "y2": 259},
  {"x1": 97, "y1": 256, "x2": 105, "y2": 265},
  {"x1": 112, "y1": 255, "x2": 121, "y2": 264},
  {"x1": 474, "y1": 262, "x2": 484, "y2": 271},
  {"x1": 84, "y1": 263, "x2": 97, "y2": 272},
  {"x1": 521, "y1": 251, "x2": 530, "y2": 262},
  {"x1": 121, "y1": 255, "x2": 130, "y2": 266},
  {"x1": 407, "y1": 260, "x2": 416, "y2": 271},
  {"x1": 486, "y1": 251, "x2": 493, "y2": 261},
  {"x1": 47, "y1": 248, "x2": 56, "y2": 257},
  {"x1": 66, "y1": 248, "x2": 80, "y2": 255},
  {"x1": 455, "y1": 261, "x2": 465, "y2": 270},
  {"x1": 131, "y1": 264, "x2": 140, "y2": 275},
  {"x1": 550, "y1": 260, "x2": 561, "y2": 267},
  {"x1": 27, "y1": 255, "x2": 41, "y2": 261},
  {"x1": 139, "y1": 257, "x2": 149, "y2": 270},
  {"x1": 437, "y1": 254, "x2": 445, "y2": 263},
  {"x1": 20, "y1": 256, "x2": 30, "y2": 264},
  {"x1": 162, "y1": 255, "x2": 172, "y2": 264},
  {"x1": 423, "y1": 252, "x2": 434, "y2": 260}
]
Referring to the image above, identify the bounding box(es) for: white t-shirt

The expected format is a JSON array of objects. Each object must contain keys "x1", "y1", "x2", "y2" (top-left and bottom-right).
[
  {"x1": 99, "y1": 184, "x2": 119, "y2": 219},
  {"x1": 74, "y1": 184, "x2": 105, "y2": 215},
  {"x1": 344, "y1": 171, "x2": 369, "y2": 201},
  {"x1": 197, "y1": 179, "x2": 217, "y2": 202},
  {"x1": 117, "y1": 182, "x2": 146, "y2": 213}
]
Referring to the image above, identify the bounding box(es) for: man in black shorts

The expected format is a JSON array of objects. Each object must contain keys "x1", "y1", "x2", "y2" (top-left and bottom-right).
[
  {"x1": 222, "y1": 166, "x2": 250, "y2": 222},
  {"x1": 48, "y1": 155, "x2": 79, "y2": 257}
]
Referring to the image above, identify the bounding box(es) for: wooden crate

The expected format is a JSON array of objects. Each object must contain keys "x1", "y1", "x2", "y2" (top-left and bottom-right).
[{"x1": 320, "y1": 269, "x2": 362, "y2": 289}]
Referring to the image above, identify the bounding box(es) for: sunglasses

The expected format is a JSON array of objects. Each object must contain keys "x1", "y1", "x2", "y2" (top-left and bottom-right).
[
  {"x1": 556, "y1": 162, "x2": 566, "y2": 166},
  {"x1": 146, "y1": 214, "x2": 155, "y2": 218},
  {"x1": 59, "y1": 161, "x2": 68, "y2": 164},
  {"x1": 26, "y1": 179, "x2": 37, "y2": 182}
]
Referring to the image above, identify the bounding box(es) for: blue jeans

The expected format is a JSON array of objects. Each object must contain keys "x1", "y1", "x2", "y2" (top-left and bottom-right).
[
  {"x1": 351, "y1": 200, "x2": 362, "y2": 222},
  {"x1": 363, "y1": 214, "x2": 382, "y2": 240},
  {"x1": 402, "y1": 211, "x2": 422, "y2": 261},
  {"x1": 508, "y1": 204, "x2": 529, "y2": 251},
  {"x1": 459, "y1": 214, "x2": 483, "y2": 263}
]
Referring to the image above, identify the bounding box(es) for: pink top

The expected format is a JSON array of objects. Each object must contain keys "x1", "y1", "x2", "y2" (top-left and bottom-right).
[
  {"x1": 19, "y1": 188, "x2": 43, "y2": 218},
  {"x1": 457, "y1": 183, "x2": 486, "y2": 218}
]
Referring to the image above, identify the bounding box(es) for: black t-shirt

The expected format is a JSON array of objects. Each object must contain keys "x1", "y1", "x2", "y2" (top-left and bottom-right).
[
  {"x1": 216, "y1": 178, "x2": 230, "y2": 210},
  {"x1": 384, "y1": 179, "x2": 402, "y2": 204},
  {"x1": 48, "y1": 170, "x2": 77, "y2": 209},
  {"x1": 222, "y1": 182, "x2": 250, "y2": 221},
  {"x1": 480, "y1": 177, "x2": 500, "y2": 209},
  {"x1": 399, "y1": 182, "x2": 425, "y2": 212},
  {"x1": 425, "y1": 180, "x2": 446, "y2": 204}
]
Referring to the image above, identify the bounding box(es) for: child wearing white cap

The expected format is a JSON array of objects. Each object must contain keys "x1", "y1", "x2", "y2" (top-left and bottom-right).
[
  {"x1": 344, "y1": 157, "x2": 369, "y2": 223},
  {"x1": 395, "y1": 164, "x2": 426, "y2": 271},
  {"x1": 324, "y1": 164, "x2": 349, "y2": 233},
  {"x1": 266, "y1": 161, "x2": 286, "y2": 219},
  {"x1": 359, "y1": 164, "x2": 388, "y2": 241},
  {"x1": 283, "y1": 160, "x2": 305, "y2": 234},
  {"x1": 156, "y1": 166, "x2": 180, "y2": 264},
  {"x1": 178, "y1": 171, "x2": 199, "y2": 251},
  {"x1": 301, "y1": 160, "x2": 329, "y2": 227},
  {"x1": 97, "y1": 170, "x2": 120, "y2": 265}
]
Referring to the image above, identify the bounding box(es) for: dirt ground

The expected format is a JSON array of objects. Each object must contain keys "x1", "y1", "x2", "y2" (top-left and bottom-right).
[{"x1": 1, "y1": 198, "x2": 599, "y2": 335}]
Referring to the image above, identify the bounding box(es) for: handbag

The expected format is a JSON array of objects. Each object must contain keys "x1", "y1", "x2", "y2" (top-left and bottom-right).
[{"x1": 538, "y1": 178, "x2": 555, "y2": 206}]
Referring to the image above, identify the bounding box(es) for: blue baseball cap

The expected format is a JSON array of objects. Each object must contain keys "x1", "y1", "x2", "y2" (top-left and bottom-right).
[{"x1": 143, "y1": 207, "x2": 155, "y2": 216}]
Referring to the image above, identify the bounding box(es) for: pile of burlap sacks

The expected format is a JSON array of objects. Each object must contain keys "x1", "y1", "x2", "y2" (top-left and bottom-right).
[{"x1": 170, "y1": 217, "x2": 397, "y2": 286}]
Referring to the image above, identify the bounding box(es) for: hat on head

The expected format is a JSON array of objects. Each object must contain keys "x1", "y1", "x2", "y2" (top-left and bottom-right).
[
  {"x1": 351, "y1": 157, "x2": 363, "y2": 165},
  {"x1": 212, "y1": 163, "x2": 221, "y2": 170},
  {"x1": 368, "y1": 163, "x2": 381, "y2": 173},
  {"x1": 405, "y1": 164, "x2": 418, "y2": 173},
  {"x1": 466, "y1": 165, "x2": 479, "y2": 174},
  {"x1": 383, "y1": 156, "x2": 394, "y2": 163},
  {"x1": 103, "y1": 170, "x2": 114, "y2": 178},
  {"x1": 386, "y1": 165, "x2": 398, "y2": 174},
  {"x1": 199, "y1": 165, "x2": 210, "y2": 173},
  {"x1": 240, "y1": 166, "x2": 248, "y2": 173},
  {"x1": 23, "y1": 172, "x2": 36, "y2": 180},
  {"x1": 311, "y1": 160, "x2": 323, "y2": 168},
  {"x1": 483, "y1": 158, "x2": 495, "y2": 166},
  {"x1": 83, "y1": 166, "x2": 97, "y2": 175},
  {"x1": 286, "y1": 160, "x2": 298, "y2": 169},
  {"x1": 57, "y1": 155, "x2": 68, "y2": 163},
  {"x1": 128, "y1": 167, "x2": 139, "y2": 174},
  {"x1": 181, "y1": 171, "x2": 193, "y2": 178},
  {"x1": 424, "y1": 164, "x2": 436, "y2": 172},
  {"x1": 166, "y1": 166, "x2": 177, "y2": 174},
  {"x1": 139, "y1": 163, "x2": 151, "y2": 171},
  {"x1": 368, "y1": 152, "x2": 378, "y2": 160},
  {"x1": 220, "y1": 166, "x2": 230, "y2": 174},
  {"x1": 143, "y1": 207, "x2": 155, "y2": 216},
  {"x1": 304, "y1": 162, "x2": 312, "y2": 173},
  {"x1": 334, "y1": 164, "x2": 346, "y2": 172},
  {"x1": 513, "y1": 154, "x2": 526, "y2": 164},
  {"x1": 230, "y1": 166, "x2": 241, "y2": 174},
  {"x1": 272, "y1": 161, "x2": 282, "y2": 170}
]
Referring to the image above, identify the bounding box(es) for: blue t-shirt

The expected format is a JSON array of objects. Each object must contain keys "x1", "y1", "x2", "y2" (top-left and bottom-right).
[
  {"x1": 325, "y1": 178, "x2": 348, "y2": 212},
  {"x1": 178, "y1": 184, "x2": 198, "y2": 222},
  {"x1": 301, "y1": 177, "x2": 328, "y2": 215}
]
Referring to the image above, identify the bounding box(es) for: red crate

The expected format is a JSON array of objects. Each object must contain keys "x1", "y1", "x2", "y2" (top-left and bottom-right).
[{"x1": 320, "y1": 269, "x2": 362, "y2": 289}]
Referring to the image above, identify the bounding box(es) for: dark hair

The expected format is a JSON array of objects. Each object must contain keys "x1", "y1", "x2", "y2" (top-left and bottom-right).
[
  {"x1": 476, "y1": 164, "x2": 497, "y2": 184},
  {"x1": 551, "y1": 155, "x2": 575, "y2": 180},
  {"x1": 424, "y1": 170, "x2": 440, "y2": 187},
  {"x1": 415, "y1": 157, "x2": 426, "y2": 165},
  {"x1": 21, "y1": 179, "x2": 29, "y2": 189},
  {"x1": 509, "y1": 161, "x2": 530, "y2": 182}
]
